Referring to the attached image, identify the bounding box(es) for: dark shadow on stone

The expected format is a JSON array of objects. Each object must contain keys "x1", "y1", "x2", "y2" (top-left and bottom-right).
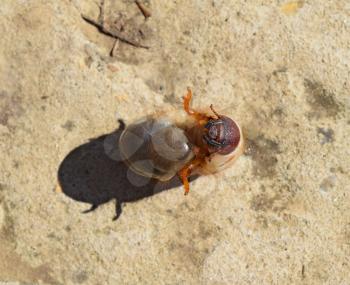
[{"x1": 57, "y1": 120, "x2": 195, "y2": 221}]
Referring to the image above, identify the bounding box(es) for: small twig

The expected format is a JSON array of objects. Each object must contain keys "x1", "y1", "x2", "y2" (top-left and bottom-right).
[
  {"x1": 301, "y1": 264, "x2": 305, "y2": 279},
  {"x1": 210, "y1": 104, "x2": 220, "y2": 119},
  {"x1": 81, "y1": 14, "x2": 150, "y2": 49},
  {"x1": 135, "y1": 0, "x2": 152, "y2": 19},
  {"x1": 99, "y1": 0, "x2": 105, "y2": 23},
  {"x1": 110, "y1": 39, "x2": 120, "y2": 57}
]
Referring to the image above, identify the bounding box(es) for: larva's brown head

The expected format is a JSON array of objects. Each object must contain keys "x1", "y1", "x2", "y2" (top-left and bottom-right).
[{"x1": 203, "y1": 106, "x2": 241, "y2": 155}]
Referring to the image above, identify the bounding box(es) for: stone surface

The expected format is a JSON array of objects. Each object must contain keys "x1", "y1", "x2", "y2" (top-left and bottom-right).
[{"x1": 0, "y1": 0, "x2": 349, "y2": 284}]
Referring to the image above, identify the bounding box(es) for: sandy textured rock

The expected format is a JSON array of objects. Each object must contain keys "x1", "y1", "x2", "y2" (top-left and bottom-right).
[
  {"x1": 0, "y1": 0, "x2": 349, "y2": 284},
  {"x1": 0, "y1": 203, "x2": 4, "y2": 232}
]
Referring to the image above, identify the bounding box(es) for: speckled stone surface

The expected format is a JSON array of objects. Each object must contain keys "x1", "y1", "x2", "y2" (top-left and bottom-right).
[{"x1": 0, "y1": 0, "x2": 349, "y2": 284}]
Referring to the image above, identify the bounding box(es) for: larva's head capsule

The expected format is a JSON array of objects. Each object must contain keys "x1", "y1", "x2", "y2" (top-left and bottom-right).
[{"x1": 203, "y1": 114, "x2": 241, "y2": 155}]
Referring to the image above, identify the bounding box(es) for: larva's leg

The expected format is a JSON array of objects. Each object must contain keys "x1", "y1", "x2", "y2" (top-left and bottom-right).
[
  {"x1": 178, "y1": 166, "x2": 191, "y2": 195},
  {"x1": 183, "y1": 87, "x2": 194, "y2": 115},
  {"x1": 183, "y1": 88, "x2": 208, "y2": 123},
  {"x1": 178, "y1": 158, "x2": 202, "y2": 195}
]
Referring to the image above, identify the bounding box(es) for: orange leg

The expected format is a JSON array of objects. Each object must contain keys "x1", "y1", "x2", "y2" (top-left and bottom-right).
[
  {"x1": 183, "y1": 87, "x2": 194, "y2": 115},
  {"x1": 178, "y1": 166, "x2": 191, "y2": 195},
  {"x1": 178, "y1": 157, "x2": 202, "y2": 195},
  {"x1": 183, "y1": 87, "x2": 208, "y2": 124}
]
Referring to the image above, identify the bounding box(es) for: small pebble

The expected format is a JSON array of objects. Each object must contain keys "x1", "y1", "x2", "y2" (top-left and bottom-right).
[{"x1": 320, "y1": 175, "x2": 336, "y2": 192}]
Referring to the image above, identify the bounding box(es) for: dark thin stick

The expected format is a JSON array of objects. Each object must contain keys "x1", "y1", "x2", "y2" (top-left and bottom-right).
[
  {"x1": 210, "y1": 104, "x2": 221, "y2": 119},
  {"x1": 135, "y1": 0, "x2": 152, "y2": 19},
  {"x1": 99, "y1": 0, "x2": 105, "y2": 23},
  {"x1": 110, "y1": 39, "x2": 119, "y2": 57},
  {"x1": 81, "y1": 14, "x2": 150, "y2": 49},
  {"x1": 301, "y1": 264, "x2": 305, "y2": 279}
]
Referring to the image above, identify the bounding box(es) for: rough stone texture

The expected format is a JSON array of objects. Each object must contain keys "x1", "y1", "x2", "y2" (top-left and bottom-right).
[{"x1": 0, "y1": 0, "x2": 349, "y2": 284}]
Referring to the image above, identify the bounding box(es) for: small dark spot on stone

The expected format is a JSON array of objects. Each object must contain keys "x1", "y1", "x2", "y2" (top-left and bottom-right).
[
  {"x1": 84, "y1": 56, "x2": 93, "y2": 68},
  {"x1": 9, "y1": 201, "x2": 15, "y2": 209},
  {"x1": 227, "y1": 217, "x2": 234, "y2": 224},
  {"x1": 251, "y1": 192, "x2": 289, "y2": 213},
  {"x1": 183, "y1": 30, "x2": 191, "y2": 36},
  {"x1": 72, "y1": 270, "x2": 88, "y2": 284},
  {"x1": 62, "y1": 120, "x2": 75, "y2": 132},
  {"x1": 167, "y1": 241, "x2": 176, "y2": 251},
  {"x1": 13, "y1": 161, "x2": 19, "y2": 169},
  {"x1": 332, "y1": 166, "x2": 344, "y2": 174},
  {"x1": 177, "y1": 230, "x2": 184, "y2": 237},
  {"x1": 330, "y1": 167, "x2": 336, "y2": 173},
  {"x1": 47, "y1": 232, "x2": 56, "y2": 239},
  {"x1": 96, "y1": 62, "x2": 104, "y2": 72},
  {"x1": 271, "y1": 107, "x2": 284, "y2": 117},
  {"x1": 251, "y1": 193, "x2": 276, "y2": 212},
  {"x1": 199, "y1": 224, "x2": 212, "y2": 240},
  {"x1": 0, "y1": 202, "x2": 16, "y2": 241},
  {"x1": 317, "y1": 127, "x2": 334, "y2": 144},
  {"x1": 145, "y1": 74, "x2": 171, "y2": 94},
  {"x1": 272, "y1": 67, "x2": 287, "y2": 76},
  {"x1": 65, "y1": 225, "x2": 71, "y2": 232},
  {"x1": 41, "y1": 96, "x2": 48, "y2": 100},
  {"x1": 163, "y1": 93, "x2": 177, "y2": 104},
  {"x1": 0, "y1": 90, "x2": 23, "y2": 127},
  {"x1": 320, "y1": 175, "x2": 336, "y2": 192},
  {"x1": 138, "y1": 29, "x2": 146, "y2": 39},
  {"x1": 256, "y1": 215, "x2": 268, "y2": 228},
  {"x1": 47, "y1": 233, "x2": 62, "y2": 242},
  {"x1": 245, "y1": 135, "x2": 281, "y2": 178},
  {"x1": 304, "y1": 79, "x2": 342, "y2": 118}
]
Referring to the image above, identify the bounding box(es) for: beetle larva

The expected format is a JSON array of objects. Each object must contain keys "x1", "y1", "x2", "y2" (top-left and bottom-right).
[{"x1": 119, "y1": 88, "x2": 244, "y2": 194}]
